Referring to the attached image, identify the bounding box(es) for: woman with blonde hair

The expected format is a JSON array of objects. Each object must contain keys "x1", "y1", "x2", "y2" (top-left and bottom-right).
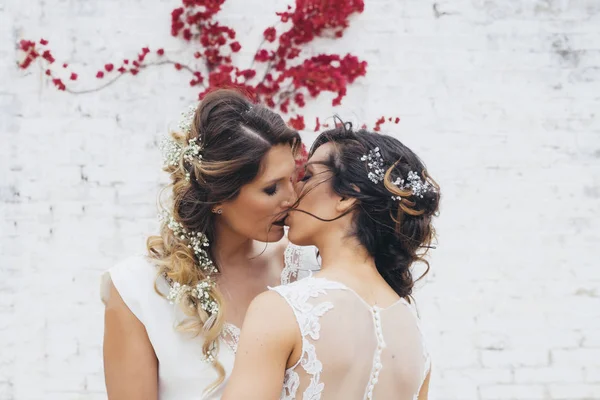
[{"x1": 101, "y1": 89, "x2": 315, "y2": 399}]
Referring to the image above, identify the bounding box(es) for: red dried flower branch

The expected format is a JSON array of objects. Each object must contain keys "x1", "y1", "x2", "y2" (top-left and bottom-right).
[{"x1": 17, "y1": 1, "x2": 398, "y2": 132}]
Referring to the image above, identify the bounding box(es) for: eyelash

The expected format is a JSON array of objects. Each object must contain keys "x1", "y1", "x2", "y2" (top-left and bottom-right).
[
  {"x1": 300, "y1": 174, "x2": 312, "y2": 182},
  {"x1": 264, "y1": 184, "x2": 278, "y2": 196}
]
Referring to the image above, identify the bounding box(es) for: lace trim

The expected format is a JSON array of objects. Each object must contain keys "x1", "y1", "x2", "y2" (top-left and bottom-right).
[
  {"x1": 281, "y1": 244, "x2": 302, "y2": 285},
  {"x1": 222, "y1": 323, "x2": 240, "y2": 353},
  {"x1": 364, "y1": 307, "x2": 386, "y2": 400},
  {"x1": 273, "y1": 278, "x2": 344, "y2": 400}
]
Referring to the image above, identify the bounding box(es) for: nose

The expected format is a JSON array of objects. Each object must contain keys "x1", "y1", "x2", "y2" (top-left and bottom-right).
[{"x1": 282, "y1": 179, "x2": 297, "y2": 208}]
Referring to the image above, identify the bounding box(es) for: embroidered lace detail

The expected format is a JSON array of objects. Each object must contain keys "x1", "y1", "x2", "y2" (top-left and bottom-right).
[
  {"x1": 364, "y1": 307, "x2": 386, "y2": 400},
  {"x1": 281, "y1": 244, "x2": 303, "y2": 285},
  {"x1": 272, "y1": 278, "x2": 345, "y2": 400},
  {"x1": 222, "y1": 323, "x2": 240, "y2": 353}
]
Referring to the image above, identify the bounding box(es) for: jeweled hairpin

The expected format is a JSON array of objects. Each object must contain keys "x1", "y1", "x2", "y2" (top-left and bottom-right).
[
  {"x1": 360, "y1": 147, "x2": 436, "y2": 200},
  {"x1": 391, "y1": 171, "x2": 436, "y2": 200},
  {"x1": 360, "y1": 147, "x2": 385, "y2": 184}
]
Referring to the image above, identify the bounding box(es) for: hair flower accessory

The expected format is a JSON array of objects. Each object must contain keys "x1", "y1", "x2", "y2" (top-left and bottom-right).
[
  {"x1": 361, "y1": 147, "x2": 437, "y2": 200},
  {"x1": 159, "y1": 103, "x2": 203, "y2": 181},
  {"x1": 360, "y1": 147, "x2": 385, "y2": 184}
]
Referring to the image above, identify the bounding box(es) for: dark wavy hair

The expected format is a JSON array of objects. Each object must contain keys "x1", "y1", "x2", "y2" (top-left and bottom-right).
[{"x1": 297, "y1": 122, "x2": 440, "y2": 300}]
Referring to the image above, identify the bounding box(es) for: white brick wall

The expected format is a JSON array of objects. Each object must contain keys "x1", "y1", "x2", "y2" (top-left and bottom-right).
[{"x1": 1, "y1": 0, "x2": 599, "y2": 399}]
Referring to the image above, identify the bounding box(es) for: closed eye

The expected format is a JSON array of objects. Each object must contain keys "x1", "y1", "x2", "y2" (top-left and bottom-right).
[{"x1": 263, "y1": 184, "x2": 278, "y2": 196}]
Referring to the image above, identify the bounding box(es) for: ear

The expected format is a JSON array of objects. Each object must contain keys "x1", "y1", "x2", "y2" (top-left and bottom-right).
[
  {"x1": 336, "y1": 196, "x2": 358, "y2": 214},
  {"x1": 335, "y1": 185, "x2": 360, "y2": 214}
]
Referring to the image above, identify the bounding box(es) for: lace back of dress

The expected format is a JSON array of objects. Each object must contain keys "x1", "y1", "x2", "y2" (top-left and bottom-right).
[{"x1": 273, "y1": 278, "x2": 429, "y2": 400}]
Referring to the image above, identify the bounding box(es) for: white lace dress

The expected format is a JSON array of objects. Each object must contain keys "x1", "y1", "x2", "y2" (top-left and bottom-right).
[
  {"x1": 100, "y1": 243, "x2": 318, "y2": 400},
  {"x1": 270, "y1": 276, "x2": 431, "y2": 400}
]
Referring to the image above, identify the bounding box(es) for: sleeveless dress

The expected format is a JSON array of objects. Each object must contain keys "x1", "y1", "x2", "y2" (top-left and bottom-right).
[
  {"x1": 100, "y1": 243, "x2": 318, "y2": 400},
  {"x1": 270, "y1": 276, "x2": 431, "y2": 400}
]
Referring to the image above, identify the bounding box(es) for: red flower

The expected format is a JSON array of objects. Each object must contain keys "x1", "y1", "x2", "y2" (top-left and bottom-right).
[
  {"x1": 19, "y1": 40, "x2": 35, "y2": 52},
  {"x1": 130, "y1": 69, "x2": 139, "y2": 75},
  {"x1": 294, "y1": 142, "x2": 309, "y2": 181},
  {"x1": 230, "y1": 42, "x2": 241, "y2": 52},
  {"x1": 314, "y1": 117, "x2": 321, "y2": 132},
  {"x1": 69, "y1": 73, "x2": 78, "y2": 80},
  {"x1": 96, "y1": 71, "x2": 104, "y2": 79},
  {"x1": 62, "y1": 63, "x2": 68, "y2": 68},
  {"x1": 280, "y1": 98, "x2": 290, "y2": 113},
  {"x1": 174, "y1": 63, "x2": 182, "y2": 70},
  {"x1": 263, "y1": 27, "x2": 277, "y2": 42},
  {"x1": 52, "y1": 78, "x2": 65, "y2": 91},
  {"x1": 288, "y1": 115, "x2": 305, "y2": 131},
  {"x1": 105, "y1": 63, "x2": 114, "y2": 72},
  {"x1": 157, "y1": 48, "x2": 165, "y2": 56},
  {"x1": 41, "y1": 50, "x2": 55, "y2": 63},
  {"x1": 254, "y1": 49, "x2": 270, "y2": 62},
  {"x1": 394, "y1": 117, "x2": 400, "y2": 124},
  {"x1": 239, "y1": 69, "x2": 256, "y2": 79},
  {"x1": 40, "y1": 38, "x2": 48, "y2": 45},
  {"x1": 374, "y1": 116, "x2": 385, "y2": 132},
  {"x1": 118, "y1": 67, "x2": 126, "y2": 73},
  {"x1": 45, "y1": 69, "x2": 51, "y2": 76},
  {"x1": 193, "y1": 71, "x2": 204, "y2": 83},
  {"x1": 287, "y1": 48, "x2": 301, "y2": 59},
  {"x1": 294, "y1": 93, "x2": 305, "y2": 107}
]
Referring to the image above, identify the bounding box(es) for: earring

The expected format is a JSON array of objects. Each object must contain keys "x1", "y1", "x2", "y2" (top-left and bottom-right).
[{"x1": 213, "y1": 208, "x2": 223, "y2": 215}]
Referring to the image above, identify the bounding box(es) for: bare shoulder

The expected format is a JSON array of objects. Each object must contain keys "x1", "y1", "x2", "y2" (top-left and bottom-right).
[
  {"x1": 247, "y1": 289, "x2": 293, "y2": 321},
  {"x1": 104, "y1": 278, "x2": 138, "y2": 320},
  {"x1": 242, "y1": 289, "x2": 297, "y2": 338}
]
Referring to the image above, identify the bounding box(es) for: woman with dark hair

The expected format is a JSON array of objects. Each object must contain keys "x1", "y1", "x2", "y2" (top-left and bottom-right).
[
  {"x1": 223, "y1": 124, "x2": 440, "y2": 400},
  {"x1": 101, "y1": 89, "x2": 316, "y2": 400}
]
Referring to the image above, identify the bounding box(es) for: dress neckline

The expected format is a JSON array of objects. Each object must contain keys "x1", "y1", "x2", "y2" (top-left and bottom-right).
[{"x1": 309, "y1": 276, "x2": 410, "y2": 312}]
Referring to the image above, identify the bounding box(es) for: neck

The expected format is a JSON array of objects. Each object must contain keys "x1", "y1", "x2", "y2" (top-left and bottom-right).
[
  {"x1": 212, "y1": 220, "x2": 255, "y2": 271},
  {"x1": 316, "y1": 229, "x2": 377, "y2": 276}
]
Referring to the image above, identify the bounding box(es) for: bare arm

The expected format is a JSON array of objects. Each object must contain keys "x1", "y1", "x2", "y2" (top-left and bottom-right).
[
  {"x1": 418, "y1": 366, "x2": 432, "y2": 400},
  {"x1": 222, "y1": 291, "x2": 299, "y2": 400},
  {"x1": 103, "y1": 280, "x2": 158, "y2": 400}
]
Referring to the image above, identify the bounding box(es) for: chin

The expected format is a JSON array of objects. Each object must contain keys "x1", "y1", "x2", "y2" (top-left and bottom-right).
[
  {"x1": 286, "y1": 226, "x2": 309, "y2": 246},
  {"x1": 262, "y1": 226, "x2": 285, "y2": 243}
]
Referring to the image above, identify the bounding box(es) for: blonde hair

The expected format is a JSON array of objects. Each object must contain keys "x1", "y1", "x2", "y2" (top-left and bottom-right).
[{"x1": 146, "y1": 89, "x2": 300, "y2": 394}]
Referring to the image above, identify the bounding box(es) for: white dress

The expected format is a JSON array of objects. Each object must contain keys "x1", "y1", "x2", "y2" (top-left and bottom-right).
[
  {"x1": 270, "y1": 276, "x2": 431, "y2": 400},
  {"x1": 100, "y1": 243, "x2": 318, "y2": 400}
]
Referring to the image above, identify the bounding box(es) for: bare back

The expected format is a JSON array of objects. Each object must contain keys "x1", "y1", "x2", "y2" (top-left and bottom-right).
[{"x1": 271, "y1": 277, "x2": 430, "y2": 400}]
